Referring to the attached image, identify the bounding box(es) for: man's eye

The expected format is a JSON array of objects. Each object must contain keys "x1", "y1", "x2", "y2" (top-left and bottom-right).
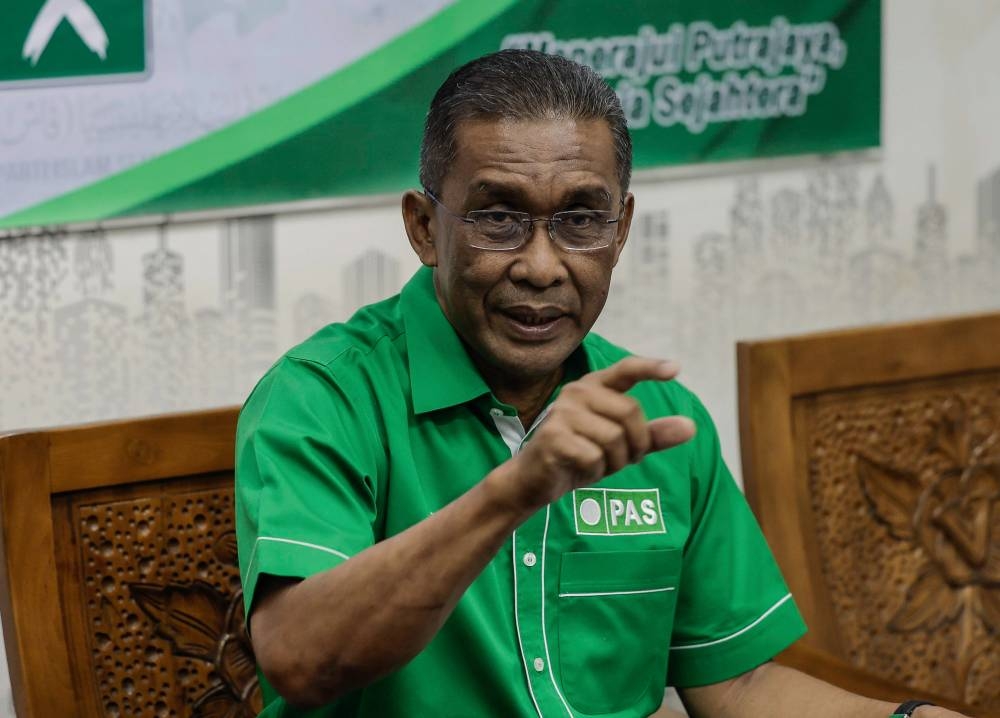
[
  {"x1": 563, "y1": 212, "x2": 597, "y2": 228},
  {"x1": 480, "y1": 211, "x2": 517, "y2": 225}
]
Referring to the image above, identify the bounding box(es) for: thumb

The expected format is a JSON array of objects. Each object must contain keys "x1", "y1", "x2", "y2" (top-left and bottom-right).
[{"x1": 647, "y1": 416, "x2": 696, "y2": 452}]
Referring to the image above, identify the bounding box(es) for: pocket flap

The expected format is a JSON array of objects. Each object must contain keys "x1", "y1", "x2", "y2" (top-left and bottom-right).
[{"x1": 559, "y1": 548, "x2": 681, "y2": 594}]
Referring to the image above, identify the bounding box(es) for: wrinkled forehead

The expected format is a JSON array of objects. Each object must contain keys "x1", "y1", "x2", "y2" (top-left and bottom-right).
[
  {"x1": 450, "y1": 115, "x2": 616, "y2": 158},
  {"x1": 444, "y1": 117, "x2": 620, "y2": 205}
]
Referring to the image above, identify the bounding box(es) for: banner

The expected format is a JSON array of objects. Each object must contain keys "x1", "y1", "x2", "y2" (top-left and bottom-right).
[{"x1": 0, "y1": 0, "x2": 880, "y2": 229}]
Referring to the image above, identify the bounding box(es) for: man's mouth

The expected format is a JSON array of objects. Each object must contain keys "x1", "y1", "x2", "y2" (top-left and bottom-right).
[
  {"x1": 501, "y1": 305, "x2": 566, "y2": 323},
  {"x1": 507, "y1": 307, "x2": 562, "y2": 322},
  {"x1": 497, "y1": 305, "x2": 570, "y2": 338}
]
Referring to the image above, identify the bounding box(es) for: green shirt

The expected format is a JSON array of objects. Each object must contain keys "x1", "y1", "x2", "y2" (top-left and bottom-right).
[{"x1": 236, "y1": 266, "x2": 806, "y2": 718}]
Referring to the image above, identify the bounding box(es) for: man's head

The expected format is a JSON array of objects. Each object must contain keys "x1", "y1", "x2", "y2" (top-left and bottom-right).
[
  {"x1": 403, "y1": 50, "x2": 635, "y2": 391},
  {"x1": 419, "y1": 49, "x2": 632, "y2": 196}
]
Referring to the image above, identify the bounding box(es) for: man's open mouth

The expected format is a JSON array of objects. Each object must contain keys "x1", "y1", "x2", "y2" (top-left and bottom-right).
[
  {"x1": 497, "y1": 305, "x2": 570, "y2": 338},
  {"x1": 500, "y1": 306, "x2": 566, "y2": 325}
]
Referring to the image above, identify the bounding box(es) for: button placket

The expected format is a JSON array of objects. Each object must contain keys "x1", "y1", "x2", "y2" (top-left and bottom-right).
[
  {"x1": 514, "y1": 507, "x2": 573, "y2": 717},
  {"x1": 498, "y1": 406, "x2": 571, "y2": 715}
]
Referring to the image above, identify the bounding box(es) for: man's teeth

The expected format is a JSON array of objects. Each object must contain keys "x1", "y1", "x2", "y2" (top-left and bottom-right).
[{"x1": 511, "y1": 313, "x2": 556, "y2": 326}]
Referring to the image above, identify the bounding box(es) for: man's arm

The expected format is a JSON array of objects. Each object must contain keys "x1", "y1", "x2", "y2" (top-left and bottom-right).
[
  {"x1": 250, "y1": 462, "x2": 533, "y2": 707},
  {"x1": 679, "y1": 661, "x2": 970, "y2": 718},
  {"x1": 249, "y1": 357, "x2": 696, "y2": 708}
]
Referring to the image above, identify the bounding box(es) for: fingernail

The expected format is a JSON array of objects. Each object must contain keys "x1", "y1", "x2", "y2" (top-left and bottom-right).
[{"x1": 658, "y1": 361, "x2": 678, "y2": 377}]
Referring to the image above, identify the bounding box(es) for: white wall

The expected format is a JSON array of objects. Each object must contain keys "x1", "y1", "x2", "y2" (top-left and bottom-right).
[{"x1": 0, "y1": 1, "x2": 999, "y2": 714}]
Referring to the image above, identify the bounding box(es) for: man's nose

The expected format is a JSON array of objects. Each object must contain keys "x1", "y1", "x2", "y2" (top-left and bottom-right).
[{"x1": 508, "y1": 220, "x2": 568, "y2": 287}]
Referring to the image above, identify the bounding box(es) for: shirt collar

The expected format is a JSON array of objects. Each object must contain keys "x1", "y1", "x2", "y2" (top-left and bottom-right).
[
  {"x1": 400, "y1": 266, "x2": 598, "y2": 415},
  {"x1": 401, "y1": 266, "x2": 491, "y2": 414}
]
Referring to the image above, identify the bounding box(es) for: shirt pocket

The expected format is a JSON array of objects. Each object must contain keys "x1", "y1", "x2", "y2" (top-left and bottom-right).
[{"x1": 556, "y1": 548, "x2": 681, "y2": 715}]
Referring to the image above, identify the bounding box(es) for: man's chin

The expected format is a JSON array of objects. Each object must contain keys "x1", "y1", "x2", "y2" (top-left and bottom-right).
[{"x1": 486, "y1": 342, "x2": 577, "y2": 382}]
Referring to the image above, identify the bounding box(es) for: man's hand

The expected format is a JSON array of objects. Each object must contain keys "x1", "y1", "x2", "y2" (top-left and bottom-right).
[{"x1": 498, "y1": 356, "x2": 696, "y2": 511}]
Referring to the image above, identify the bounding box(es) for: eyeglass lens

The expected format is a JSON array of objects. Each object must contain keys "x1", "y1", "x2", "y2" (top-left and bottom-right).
[{"x1": 469, "y1": 210, "x2": 616, "y2": 250}]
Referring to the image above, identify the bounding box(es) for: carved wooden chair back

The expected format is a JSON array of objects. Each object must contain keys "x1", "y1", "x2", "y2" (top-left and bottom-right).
[
  {"x1": 0, "y1": 408, "x2": 262, "y2": 717},
  {"x1": 738, "y1": 312, "x2": 1000, "y2": 717}
]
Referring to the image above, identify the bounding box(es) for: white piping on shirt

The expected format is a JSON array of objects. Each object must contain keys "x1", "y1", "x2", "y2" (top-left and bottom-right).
[
  {"x1": 244, "y1": 536, "x2": 350, "y2": 583},
  {"x1": 670, "y1": 593, "x2": 793, "y2": 651},
  {"x1": 558, "y1": 586, "x2": 676, "y2": 599}
]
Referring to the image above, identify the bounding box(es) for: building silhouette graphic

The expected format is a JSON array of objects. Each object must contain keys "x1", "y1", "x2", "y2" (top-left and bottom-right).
[{"x1": 343, "y1": 249, "x2": 400, "y2": 314}]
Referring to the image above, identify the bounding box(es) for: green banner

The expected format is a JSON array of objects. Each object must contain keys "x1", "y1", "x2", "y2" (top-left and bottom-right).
[{"x1": 0, "y1": 0, "x2": 880, "y2": 230}]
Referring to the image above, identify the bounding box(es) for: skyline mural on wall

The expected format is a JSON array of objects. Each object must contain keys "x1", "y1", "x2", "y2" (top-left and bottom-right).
[{"x1": 1, "y1": 161, "x2": 998, "y2": 437}]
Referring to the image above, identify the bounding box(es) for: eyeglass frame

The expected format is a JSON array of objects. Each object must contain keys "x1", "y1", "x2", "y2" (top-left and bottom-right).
[{"x1": 422, "y1": 188, "x2": 626, "y2": 252}]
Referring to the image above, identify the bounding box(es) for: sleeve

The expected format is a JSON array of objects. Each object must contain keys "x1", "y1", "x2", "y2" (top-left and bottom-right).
[
  {"x1": 666, "y1": 394, "x2": 807, "y2": 687},
  {"x1": 235, "y1": 356, "x2": 384, "y2": 618}
]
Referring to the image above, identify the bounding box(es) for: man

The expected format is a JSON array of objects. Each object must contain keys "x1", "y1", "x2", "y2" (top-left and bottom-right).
[{"x1": 236, "y1": 50, "x2": 965, "y2": 718}]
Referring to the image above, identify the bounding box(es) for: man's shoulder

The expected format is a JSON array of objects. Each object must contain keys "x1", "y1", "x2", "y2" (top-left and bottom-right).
[
  {"x1": 284, "y1": 294, "x2": 406, "y2": 373},
  {"x1": 239, "y1": 294, "x2": 408, "y2": 437}
]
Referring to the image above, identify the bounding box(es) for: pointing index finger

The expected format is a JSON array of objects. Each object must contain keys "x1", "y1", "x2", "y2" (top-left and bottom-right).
[{"x1": 587, "y1": 356, "x2": 680, "y2": 394}]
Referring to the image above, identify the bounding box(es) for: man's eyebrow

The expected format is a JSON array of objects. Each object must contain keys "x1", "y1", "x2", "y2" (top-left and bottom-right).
[
  {"x1": 470, "y1": 182, "x2": 524, "y2": 200},
  {"x1": 561, "y1": 187, "x2": 613, "y2": 207},
  {"x1": 469, "y1": 183, "x2": 613, "y2": 207}
]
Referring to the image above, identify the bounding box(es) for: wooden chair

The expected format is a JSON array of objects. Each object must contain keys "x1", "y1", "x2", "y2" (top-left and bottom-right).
[
  {"x1": 0, "y1": 408, "x2": 261, "y2": 717},
  {"x1": 738, "y1": 312, "x2": 1000, "y2": 717}
]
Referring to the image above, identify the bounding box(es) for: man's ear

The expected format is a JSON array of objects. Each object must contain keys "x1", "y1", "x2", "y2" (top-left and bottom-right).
[
  {"x1": 402, "y1": 190, "x2": 438, "y2": 267},
  {"x1": 611, "y1": 192, "x2": 635, "y2": 268}
]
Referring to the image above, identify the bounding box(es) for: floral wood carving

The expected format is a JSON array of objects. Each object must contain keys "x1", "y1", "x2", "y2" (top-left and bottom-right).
[
  {"x1": 76, "y1": 484, "x2": 261, "y2": 717},
  {"x1": 807, "y1": 381, "x2": 1000, "y2": 711},
  {"x1": 855, "y1": 397, "x2": 1000, "y2": 696},
  {"x1": 129, "y1": 532, "x2": 262, "y2": 718}
]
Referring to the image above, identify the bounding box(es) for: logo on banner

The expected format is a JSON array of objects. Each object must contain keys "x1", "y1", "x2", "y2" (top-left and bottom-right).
[
  {"x1": 1, "y1": 0, "x2": 147, "y2": 85},
  {"x1": 23, "y1": 0, "x2": 109, "y2": 66},
  {"x1": 573, "y1": 488, "x2": 666, "y2": 536}
]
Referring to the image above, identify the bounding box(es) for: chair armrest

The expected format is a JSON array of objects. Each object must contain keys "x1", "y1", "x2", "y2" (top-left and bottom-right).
[{"x1": 775, "y1": 642, "x2": 976, "y2": 715}]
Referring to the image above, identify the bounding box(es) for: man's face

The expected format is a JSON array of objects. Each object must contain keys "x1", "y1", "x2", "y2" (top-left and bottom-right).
[{"x1": 411, "y1": 117, "x2": 633, "y2": 385}]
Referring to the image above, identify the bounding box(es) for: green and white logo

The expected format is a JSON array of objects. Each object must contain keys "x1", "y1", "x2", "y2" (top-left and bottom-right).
[
  {"x1": 1, "y1": 0, "x2": 147, "y2": 86},
  {"x1": 573, "y1": 488, "x2": 666, "y2": 536}
]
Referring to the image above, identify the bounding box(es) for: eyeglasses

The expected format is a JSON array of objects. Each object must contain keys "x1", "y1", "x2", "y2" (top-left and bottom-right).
[{"x1": 423, "y1": 189, "x2": 624, "y2": 252}]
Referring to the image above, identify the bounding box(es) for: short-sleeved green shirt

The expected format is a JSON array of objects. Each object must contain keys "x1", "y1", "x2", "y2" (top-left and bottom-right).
[{"x1": 236, "y1": 266, "x2": 806, "y2": 718}]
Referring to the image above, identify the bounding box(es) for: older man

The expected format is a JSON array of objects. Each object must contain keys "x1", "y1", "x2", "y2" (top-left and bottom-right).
[{"x1": 236, "y1": 50, "x2": 964, "y2": 718}]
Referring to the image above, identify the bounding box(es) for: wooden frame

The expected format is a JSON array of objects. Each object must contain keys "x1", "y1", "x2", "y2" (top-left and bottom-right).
[
  {"x1": 738, "y1": 312, "x2": 1000, "y2": 716},
  {"x1": 0, "y1": 408, "x2": 239, "y2": 717}
]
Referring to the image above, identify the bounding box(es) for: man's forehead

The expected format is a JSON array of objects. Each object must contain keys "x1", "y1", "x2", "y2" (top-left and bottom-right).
[
  {"x1": 444, "y1": 116, "x2": 619, "y2": 200},
  {"x1": 451, "y1": 115, "x2": 610, "y2": 149}
]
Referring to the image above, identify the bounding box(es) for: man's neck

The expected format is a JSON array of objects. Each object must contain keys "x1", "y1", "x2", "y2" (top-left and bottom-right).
[{"x1": 482, "y1": 364, "x2": 565, "y2": 430}]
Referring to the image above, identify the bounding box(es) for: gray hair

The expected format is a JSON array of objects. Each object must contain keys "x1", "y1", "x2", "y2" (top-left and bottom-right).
[{"x1": 419, "y1": 49, "x2": 632, "y2": 196}]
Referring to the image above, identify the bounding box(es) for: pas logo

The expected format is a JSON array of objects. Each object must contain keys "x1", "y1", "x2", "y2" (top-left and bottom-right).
[{"x1": 573, "y1": 488, "x2": 665, "y2": 536}]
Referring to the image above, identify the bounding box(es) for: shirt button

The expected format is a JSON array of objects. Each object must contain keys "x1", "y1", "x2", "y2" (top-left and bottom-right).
[
  {"x1": 490, "y1": 408, "x2": 503, "y2": 417},
  {"x1": 533, "y1": 657, "x2": 545, "y2": 672},
  {"x1": 522, "y1": 552, "x2": 537, "y2": 567}
]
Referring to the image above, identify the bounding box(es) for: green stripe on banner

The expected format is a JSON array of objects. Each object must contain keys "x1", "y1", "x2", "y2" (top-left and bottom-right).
[
  {"x1": 0, "y1": 0, "x2": 519, "y2": 228},
  {"x1": 120, "y1": 0, "x2": 546, "y2": 218}
]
